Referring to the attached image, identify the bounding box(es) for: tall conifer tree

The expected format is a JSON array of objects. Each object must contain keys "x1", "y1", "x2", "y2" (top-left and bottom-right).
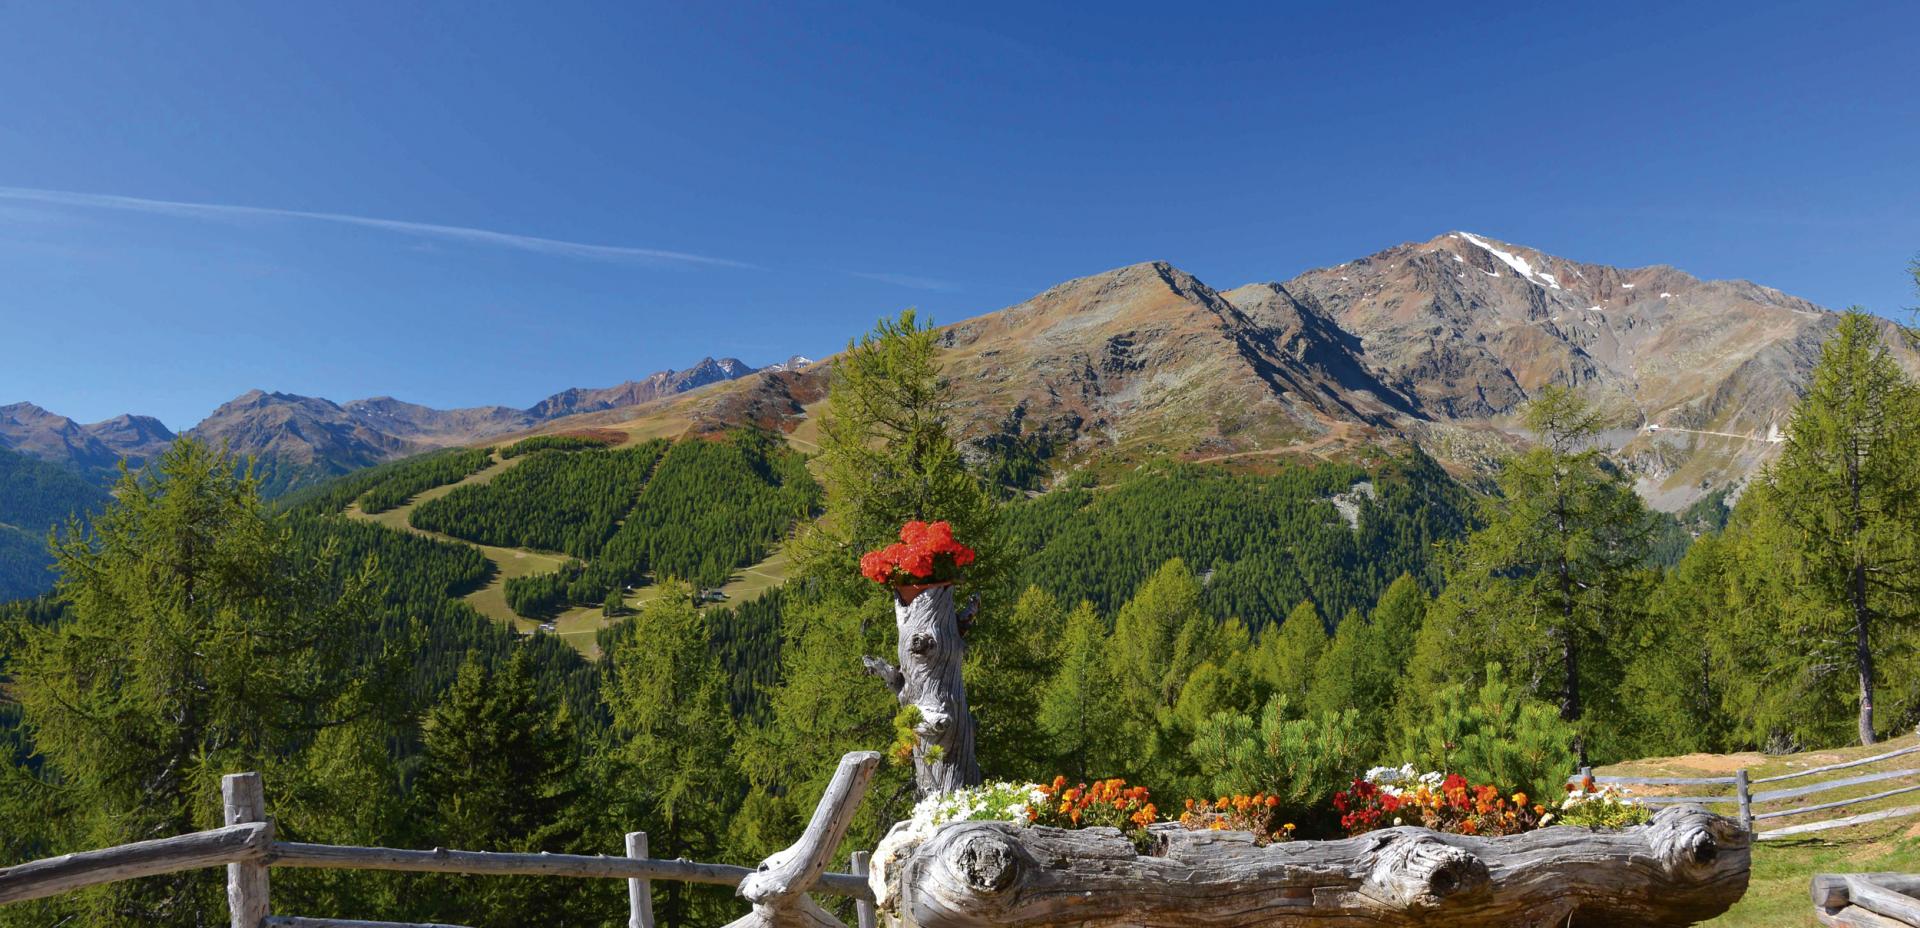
[{"x1": 1761, "y1": 310, "x2": 1920, "y2": 744}]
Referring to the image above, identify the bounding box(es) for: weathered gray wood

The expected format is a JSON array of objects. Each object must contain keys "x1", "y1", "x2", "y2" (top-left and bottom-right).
[
  {"x1": 0, "y1": 822, "x2": 271, "y2": 905},
  {"x1": 1736, "y1": 768, "x2": 1754, "y2": 832},
  {"x1": 1818, "y1": 905, "x2": 1913, "y2": 928},
  {"x1": 1594, "y1": 775, "x2": 1740, "y2": 786},
  {"x1": 1752, "y1": 768, "x2": 1920, "y2": 805},
  {"x1": 1638, "y1": 795, "x2": 1740, "y2": 805},
  {"x1": 262, "y1": 918, "x2": 474, "y2": 928},
  {"x1": 1814, "y1": 874, "x2": 1920, "y2": 910},
  {"x1": 873, "y1": 585, "x2": 979, "y2": 797},
  {"x1": 885, "y1": 804, "x2": 1749, "y2": 927},
  {"x1": 627, "y1": 831, "x2": 656, "y2": 928},
  {"x1": 1843, "y1": 875, "x2": 1920, "y2": 924},
  {"x1": 267, "y1": 842, "x2": 872, "y2": 899},
  {"x1": 724, "y1": 751, "x2": 881, "y2": 928},
  {"x1": 851, "y1": 852, "x2": 876, "y2": 928},
  {"x1": 1759, "y1": 744, "x2": 1920, "y2": 784},
  {"x1": 226, "y1": 772, "x2": 273, "y2": 928},
  {"x1": 1757, "y1": 804, "x2": 1920, "y2": 840},
  {"x1": 1757, "y1": 783, "x2": 1920, "y2": 821}
]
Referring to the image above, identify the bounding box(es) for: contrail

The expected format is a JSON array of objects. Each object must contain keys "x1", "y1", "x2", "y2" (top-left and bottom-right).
[{"x1": 0, "y1": 184, "x2": 757, "y2": 269}]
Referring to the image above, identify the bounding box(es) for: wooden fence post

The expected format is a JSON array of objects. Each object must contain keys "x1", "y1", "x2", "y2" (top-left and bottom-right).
[
  {"x1": 1735, "y1": 769, "x2": 1753, "y2": 833},
  {"x1": 850, "y1": 851, "x2": 875, "y2": 928},
  {"x1": 222, "y1": 773, "x2": 271, "y2": 928},
  {"x1": 626, "y1": 832, "x2": 655, "y2": 928}
]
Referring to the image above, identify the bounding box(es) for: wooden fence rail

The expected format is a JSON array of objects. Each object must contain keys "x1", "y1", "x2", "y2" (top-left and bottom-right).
[
  {"x1": 0, "y1": 764, "x2": 880, "y2": 928},
  {"x1": 1578, "y1": 740, "x2": 1920, "y2": 840}
]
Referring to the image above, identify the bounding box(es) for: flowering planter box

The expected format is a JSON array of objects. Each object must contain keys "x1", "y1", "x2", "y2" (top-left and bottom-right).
[{"x1": 873, "y1": 804, "x2": 1748, "y2": 928}]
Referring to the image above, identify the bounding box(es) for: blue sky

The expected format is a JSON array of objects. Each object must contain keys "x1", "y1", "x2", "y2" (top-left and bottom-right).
[{"x1": 2, "y1": 1, "x2": 1916, "y2": 430}]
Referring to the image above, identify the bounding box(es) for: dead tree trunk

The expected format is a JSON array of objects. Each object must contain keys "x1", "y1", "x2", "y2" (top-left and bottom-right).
[
  {"x1": 864, "y1": 584, "x2": 979, "y2": 797},
  {"x1": 881, "y1": 805, "x2": 1748, "y2": 928}
]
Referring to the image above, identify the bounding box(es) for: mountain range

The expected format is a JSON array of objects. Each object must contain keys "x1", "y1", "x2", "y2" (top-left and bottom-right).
[
  {"x1": 570, "y1": 232, "x2": 1917, "y2": 510},
  {"x1": 5, "y1": 231, "x2": 1912, "y2": 510},
  {"x1": 0, "y1": 356, "x2": 802, "y2": 491}
]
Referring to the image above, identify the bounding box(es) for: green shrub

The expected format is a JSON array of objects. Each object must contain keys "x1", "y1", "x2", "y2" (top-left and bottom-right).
[{"x1": 1398, "y1": 663, "x2": 1576, "y2": 802}]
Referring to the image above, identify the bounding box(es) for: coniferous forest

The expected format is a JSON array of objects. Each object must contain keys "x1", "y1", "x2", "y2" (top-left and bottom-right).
[{"x1": 3, "y1": 306, "x2": 1920, "y2": 927}]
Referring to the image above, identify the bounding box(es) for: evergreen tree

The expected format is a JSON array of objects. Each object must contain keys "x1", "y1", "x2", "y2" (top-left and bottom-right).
[
  {"x1": 411, "y1": 651, "x2": 606, "y2": 928},
  {"x1": 795, "y1": 309, "x2": 1000, "y2": 593},
  {"x1": 1759, "y1": 310, "x2": 1920, "y2": 744},
  {"x1": 606, "y1": 581, "x2": 742, "y2": 926},
  {"x1": 969, "y1": 586, "x2": 1065, "y2": 779},
  {"x1": 1397, "y1": 664, "x2": 1577, "y2": 802},
  {"x1": 744, "y1": 310, "x2": 999, "y2": 853},
  {"x1": 1036, "y1": 601, "x2": 1117, "y2": 782},
  {"x1": 1251, "y1": 600, "x2": 1327, "y2": 712},
  {"x1": 1413, "y1": 387, "x2": 1655, "y2": 763},
  {"x1": 1103, "y1": 560, "x2": 1216, "y2": 778},
  {"x1": 11, "y1": 439, "x2": 378, "y2": 926}
]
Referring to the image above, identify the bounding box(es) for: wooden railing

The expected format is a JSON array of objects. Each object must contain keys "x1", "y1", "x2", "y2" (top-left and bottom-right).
[
  {"x1": 0, "y1": 754, "x2": 882, "y2": 928},
  {"x1": 1580, "y1": 741, "x2": 1920, "y2": 839}
]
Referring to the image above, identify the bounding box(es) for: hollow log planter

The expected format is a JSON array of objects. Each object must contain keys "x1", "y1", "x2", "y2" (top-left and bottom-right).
[
  {"x1": 882, "y1": 804, "x2": 1749, "y2": 928},
  {"x1": 863, "y1": 583, "x2": 980, "y2": 796}
]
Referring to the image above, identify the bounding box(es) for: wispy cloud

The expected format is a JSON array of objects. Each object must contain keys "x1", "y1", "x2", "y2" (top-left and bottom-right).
[
  {"x1": 847, "y1": 270, "x2": 961, "y2": 292},
  {"x1": 0, "y1": 185, "x2": 756, "y2": 269}
]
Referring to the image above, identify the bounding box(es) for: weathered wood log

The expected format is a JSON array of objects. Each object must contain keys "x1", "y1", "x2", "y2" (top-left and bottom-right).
[
  {"x1": 865, "y1": 584, "x2": 979, "y2": 797},
  {"x1": 882, "y1": 804, "x2": 1749, "y2": 927},
  {"x1": 724, "y1": 751, "x2": 882, "y2": 928},
  {"x1": 1813, "y1": 874, "x2": 1920, "y2": 926},
  {"x1": 0, "y1": 821, "x2": 273, "y2": 904}
]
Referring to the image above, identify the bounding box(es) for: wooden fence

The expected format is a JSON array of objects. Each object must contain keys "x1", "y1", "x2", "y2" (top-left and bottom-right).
[
  {"x1": 1579, "y1": 741, "x2": 1920, "y2": 840},
  {"x1": 0, "y1": 760, "x2": 882, "y2": 928}
]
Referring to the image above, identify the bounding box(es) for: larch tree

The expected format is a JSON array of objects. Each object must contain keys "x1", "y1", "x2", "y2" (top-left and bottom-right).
[
  {"x1": 11, "y1": 439, "x2": 377, "y2": 927},
  {"x1": 1418, "y1": 386, "x2": 1655, "y2": 765},
  {"x1": 1760, "y1": 309, "x2": 1920, "y2": 744}
]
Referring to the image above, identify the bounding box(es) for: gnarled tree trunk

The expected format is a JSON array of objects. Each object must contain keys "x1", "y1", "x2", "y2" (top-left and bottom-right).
[
  {"x1": 864, "y1": 584, "x2": 979, "y2": 797},
  {"x1": 882, "y1": 805, "x2": 1748, "y2": 928}
]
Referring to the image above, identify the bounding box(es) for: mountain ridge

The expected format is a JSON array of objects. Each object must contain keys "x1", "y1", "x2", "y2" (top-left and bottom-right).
[{"x1": 6, "y1": 234, "x2": 1910, "y2": 507}]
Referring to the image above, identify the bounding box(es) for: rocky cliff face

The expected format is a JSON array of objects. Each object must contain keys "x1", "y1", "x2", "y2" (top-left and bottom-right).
[{"x1": 931, "y1": 261, "x2": 1413, "y2": 465}]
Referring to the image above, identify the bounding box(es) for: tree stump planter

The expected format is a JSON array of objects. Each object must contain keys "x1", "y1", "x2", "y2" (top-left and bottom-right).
[
  {"x1": 876, "y1": 804, "x2": 1749, "y2": 928},
  {"x1": 864, "y1": 582, "x2": 981, "y2": 797}
]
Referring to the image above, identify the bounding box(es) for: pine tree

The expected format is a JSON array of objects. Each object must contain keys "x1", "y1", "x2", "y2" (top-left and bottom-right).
[
  {"x1": 12, "y1": 439, "x2": 378, "y2": 926},
  {"x1": 1397, "y1": 664, "x2": 1577, "y2": 802},
  {"x1": 411, "y1": 651, "x2": 604, "y2": 928},
  {"x1": 1760, "y1": 310, "x2": 1920, "y2": 744}
]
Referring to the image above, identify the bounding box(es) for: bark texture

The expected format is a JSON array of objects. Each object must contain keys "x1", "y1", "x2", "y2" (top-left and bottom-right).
[
  {"x1": 886, "y1": 805, "x2": 1748, "y2": 928},
  {"x1": 870, "y1": 584, "x2": 979, "y2": 796}
]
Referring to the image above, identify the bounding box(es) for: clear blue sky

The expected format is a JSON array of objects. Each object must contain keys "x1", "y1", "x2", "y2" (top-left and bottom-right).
[{"x1": 3, "y1": 1, "x2": 1916, "y2": 430}]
